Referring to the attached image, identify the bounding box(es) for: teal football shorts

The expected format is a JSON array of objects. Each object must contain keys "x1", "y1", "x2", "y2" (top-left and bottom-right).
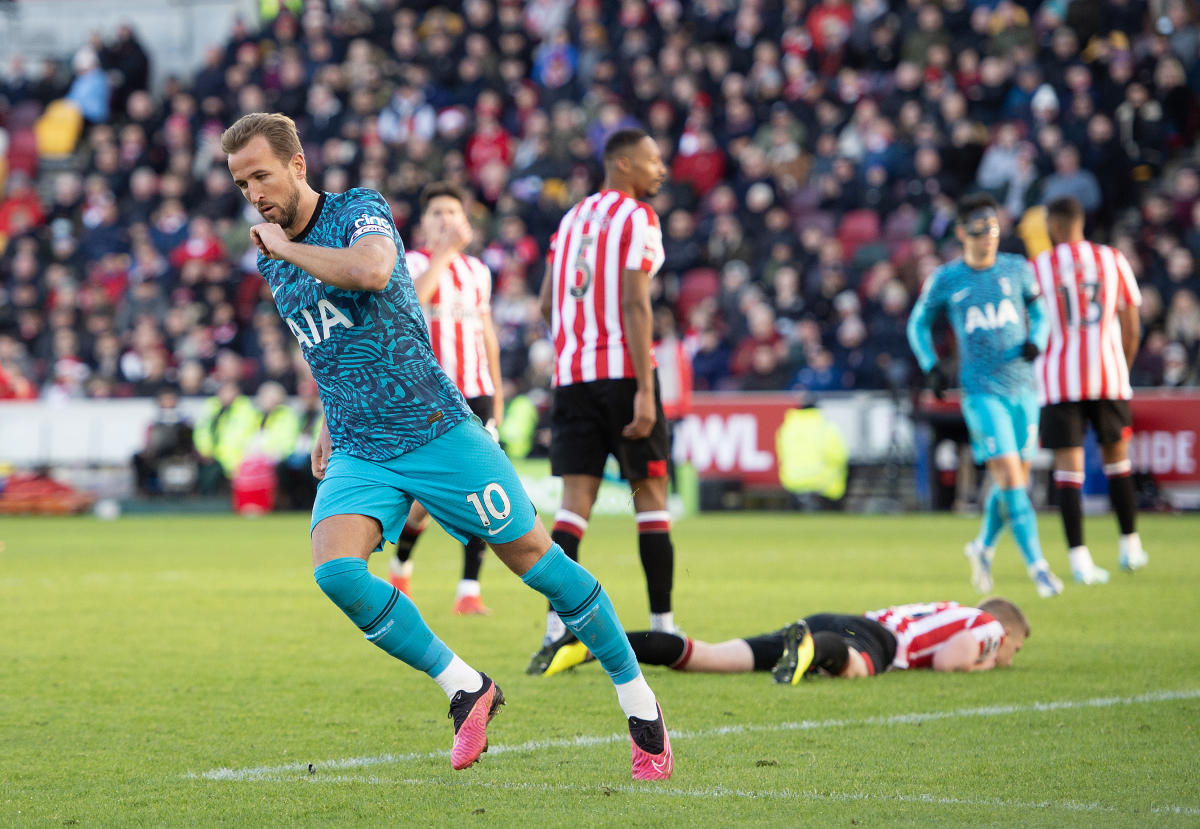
[
  {"x1": 311, "y1": 418, "x2": 537, "y2": 548},
  {"x1": 961, "y1": 392, "x2": 1039, "y2": 464}
]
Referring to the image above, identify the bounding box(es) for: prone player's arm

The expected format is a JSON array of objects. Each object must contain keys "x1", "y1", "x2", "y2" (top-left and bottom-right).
[
  {"x1": 906, "y1": 276, "x2": 940, "y2": 373},
  {"x1": 253, "y1": 223, "x2": 397, "y2": 292},
  {"x1": 621, "y1": 267, "x2": 656, "y2": 439},
  {"x1": 931, "y1": 631, "x2": 994, "y2": 672}
]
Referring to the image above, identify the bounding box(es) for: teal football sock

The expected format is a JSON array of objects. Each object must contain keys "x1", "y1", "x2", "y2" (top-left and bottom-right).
[
  {"x1": 315, "y1": 557, "x2": 453, "y2": 675},
  {"x1": 1000, "y1": 488, "x2": 1043, "y2": 567},
  {"x1": 521, "y1": 544, "x2": 641, "y2": 684},
  {"x1": 979, "y1": 487, "x2": 1005, "y2": 547}
]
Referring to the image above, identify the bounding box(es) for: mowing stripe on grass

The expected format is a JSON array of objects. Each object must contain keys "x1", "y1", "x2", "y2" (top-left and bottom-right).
[
  {"x1": 285, "y1": 776, "x2": 1200, "y2": 817},
  {"x1": 190, "y1": 687, "x2": 1200, "y2": 782}
]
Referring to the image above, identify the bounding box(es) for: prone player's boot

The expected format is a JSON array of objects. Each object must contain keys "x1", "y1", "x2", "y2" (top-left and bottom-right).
[
  {"x1": 525, "y1": 629, "x2": 578, "y2": 675},
  {"x1": 771, "y1": 620, "x2": 815, "y2": 685},
  {"x1": 448, "y1": 673, "x2": 504, "y2": 770},
  {"x1": 543, "y1": 634, "x2": 594, "y2": 677}
]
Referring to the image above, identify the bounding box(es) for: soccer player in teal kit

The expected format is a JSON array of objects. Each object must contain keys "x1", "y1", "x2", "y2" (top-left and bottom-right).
[
  {"x1": 222, "y1": 112, "x2": 672, "y2": 779},
  {"x1": 907, "y1": 194, "x2": 1062, "y2": 598}
]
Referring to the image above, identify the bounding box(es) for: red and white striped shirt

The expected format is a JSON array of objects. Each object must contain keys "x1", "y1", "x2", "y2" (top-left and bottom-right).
[
  {"x1": 1031, "y1": 241, "x2": 1142, "y2": 404},
  {"x1": 865, "y1": 602, "x2": 1004, "y2": 670},
  {"x1": 547, "y1": 190, "x2": 665, "y2": 387},
  {"x1": 405, "y1": 249, "x2": 495, "y2": 400}
]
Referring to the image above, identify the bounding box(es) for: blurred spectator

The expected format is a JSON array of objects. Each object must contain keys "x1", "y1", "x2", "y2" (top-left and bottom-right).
[
  {"x1": 1040, "y1": 145, "x2": 1102, "y2": 218},
  {"x1": 244, "y1": 380, "x2": 301, "y2": 462},
  {"x1": 131, "y1": 385, "x2": 196, "y2": 495},
  {"x1": 65, "y1": 46, "x2": 110, "y2": 124},
  {"x1": 192, "y1": 379, "x2": 256, "y2": 494},
  {"x1": 276, "y1": 378, "x2": 323, "y2": 511}
]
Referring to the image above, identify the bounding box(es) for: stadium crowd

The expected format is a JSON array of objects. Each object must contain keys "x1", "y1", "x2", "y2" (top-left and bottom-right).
[{"x1": 2, "y1": 0, "x2": 1200, "y2": 411}]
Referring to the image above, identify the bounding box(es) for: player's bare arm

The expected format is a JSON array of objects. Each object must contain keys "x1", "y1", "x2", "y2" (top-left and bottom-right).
[
  {"x1": 482, "y1": 310, "x2": 504, "y2": 426},
  {"x1": 252, "y1": 229, "x2": 397, "y2": 292},
  {"x1": 311, "y1": 420, "x2": 331, "y2": 479},
  {"x1": 931, "y1": 630, "x2": 990, "y2": 672},
  {"x1": 1118, "y1": 302, "x2": 1141, "y2": 369},
  {"x1": 621, "y1": 267, "x2": 656, "y2": 439},
  {"x1": 538, "y1": 265, "x2": 554, "y2": 325}
]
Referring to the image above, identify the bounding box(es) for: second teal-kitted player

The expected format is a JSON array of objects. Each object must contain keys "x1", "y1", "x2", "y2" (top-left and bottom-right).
[{"x1": 907, "y1": 193, "x2": 1061, "y2": 598}]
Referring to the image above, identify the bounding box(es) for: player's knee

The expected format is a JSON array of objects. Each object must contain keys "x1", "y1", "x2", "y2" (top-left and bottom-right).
[{"x1": 841, "y1": 648, "x2": 871, "y2": 678}]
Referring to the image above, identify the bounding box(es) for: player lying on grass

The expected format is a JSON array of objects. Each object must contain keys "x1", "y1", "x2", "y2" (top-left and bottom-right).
[{"x1": 538, "y1": 597, "x2": 1028, "y2": 683}]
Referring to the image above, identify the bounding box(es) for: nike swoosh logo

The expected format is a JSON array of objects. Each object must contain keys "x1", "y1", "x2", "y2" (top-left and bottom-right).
[
  {"x1": 271, "y1": 285, "x2": 282, "y2": 298},
  {"x1": 487, "y1": 518, "x2": 514, "y2": 536},
  {"x1": 952, "y1": 288, "x2": 970, "y2": 302},
  {"x1": 651, "y1": 757, "x2": 670, "y2": 772}
]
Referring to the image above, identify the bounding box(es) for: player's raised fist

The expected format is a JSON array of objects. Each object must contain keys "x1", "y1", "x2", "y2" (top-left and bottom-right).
[{"x1": 250, "y1": 222, "x2": 290, "y2": 260}]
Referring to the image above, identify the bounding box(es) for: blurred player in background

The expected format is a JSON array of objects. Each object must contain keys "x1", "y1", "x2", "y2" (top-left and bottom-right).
[
  {"x1": 538, "y1": 598, "x2": 1028, "y2": 680},
  {"x1": 907, "y1": 193, "x2": 1060, "y2": 597},
  {"x1": 1033, "y1": 196, "x2": 1147, "y2": 582},
  {"x1": 387, "y1": 182, "x2": 504, "y2": 616},
  {"x1": 223, "y1": 112, "x2": 672, "y2": 780},
  {"x1": 530, "y1": 127, "x2": 680, "y2": 673}
]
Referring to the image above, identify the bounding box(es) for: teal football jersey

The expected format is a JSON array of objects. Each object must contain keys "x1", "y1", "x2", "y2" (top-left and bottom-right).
[
  {"x1": 907, "y1": 253, "x2": 1049, "y2": 397},
  {"x1": 257, "y1": 188, "x2": 469, "y2": 460}
]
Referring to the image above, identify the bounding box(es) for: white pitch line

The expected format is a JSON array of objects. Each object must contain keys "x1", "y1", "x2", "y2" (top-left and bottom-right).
[
  {"x1": 189, "y1": 687, "x2": 1200, "y2": 783},
  {"x1": 277, "y1": 776, "x2": 1200, "y2": 817}
]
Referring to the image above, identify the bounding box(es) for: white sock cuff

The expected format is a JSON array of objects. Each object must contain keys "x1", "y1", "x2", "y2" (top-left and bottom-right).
[
  {"x1": 614, "y1": 675, "x2": 659, "y2": 721},
  {"x1": 554, "y1": 510, "x2": 588, "y2": 531},
  {"x1": 636, "y1": 510, "x2": 672, "y2": 532},
  {"x1": 456, "y1": 579, "x2": 481, "y2": 598},
  {"x1": 432, "y1": 656, "x2": 482, "y2": 698},
  {"x1": 1054, "y1": 470, "x2": 1086, "y2": 485},
  {"x1": 1104, "y1": 460, "x2": 1133, "y2": 476}
]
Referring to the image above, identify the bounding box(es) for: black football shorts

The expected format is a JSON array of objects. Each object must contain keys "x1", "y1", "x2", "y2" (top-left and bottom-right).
[
  {"x1": 803, "y1": 613, "x2": 898, "y2": 676},
  {"x1": 549, "y1": 375, "x2": 670, "y2": 481},
  {"x1": 1039, "y1": 399, "x2": 1133, "y2": 449}
]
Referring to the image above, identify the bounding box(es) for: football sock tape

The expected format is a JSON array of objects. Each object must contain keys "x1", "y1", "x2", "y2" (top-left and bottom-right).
[
  {"x1": 521, "y1": 544, "x2": 642, "y2": 685},
  {"x1": 315, "y1": 557, "x2": 452, "y2": 675},
  {"x1": 1000, "y1": 488, "x2": 1043, "y2": 567},
  {"x1": 980, "y1": 487, "x2": 1006, "y2": 548}
]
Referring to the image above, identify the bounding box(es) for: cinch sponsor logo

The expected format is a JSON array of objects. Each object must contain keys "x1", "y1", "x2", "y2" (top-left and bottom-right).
[
  {"x1": 672, "y1": 413, "x2": 774, "y2": 473},
  {"x1": 287, "y1": 298, "x2": 354, "y2": 347},
  {"x1": 353, "y1": 213, "x2": 390, "y2": 229},
  {"x1": 964, "y1": 299, "x2": 1020, "y2": 333}
]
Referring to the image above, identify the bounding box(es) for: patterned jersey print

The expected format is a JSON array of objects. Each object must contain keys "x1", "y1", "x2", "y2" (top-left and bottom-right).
[{"x1": 257, "y1": 188, "x2": 469, "y2": 460}]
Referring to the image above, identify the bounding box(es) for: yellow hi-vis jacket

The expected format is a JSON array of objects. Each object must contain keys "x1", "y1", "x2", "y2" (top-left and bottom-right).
[{"x1": 775, "y1": 407, "x2": 849, "y2": 500}]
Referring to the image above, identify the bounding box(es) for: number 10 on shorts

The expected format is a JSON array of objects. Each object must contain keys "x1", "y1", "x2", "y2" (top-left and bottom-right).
[{"x1": 466, "y1": 483, "x2": 512, "y2": 533}]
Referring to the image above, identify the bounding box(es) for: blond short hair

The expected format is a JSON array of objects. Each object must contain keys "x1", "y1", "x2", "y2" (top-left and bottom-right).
[
  {"x1": 220, "y1": 112, "x2": 303, "y2": 166},
  {"x1": 978, "y1": 597, "x2": 1031, "y2": 638}
]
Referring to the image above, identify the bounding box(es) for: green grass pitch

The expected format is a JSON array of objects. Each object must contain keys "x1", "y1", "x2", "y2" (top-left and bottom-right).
[{"x1": 1, "y1": 511, "x2": 1197, "y2": 827}]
